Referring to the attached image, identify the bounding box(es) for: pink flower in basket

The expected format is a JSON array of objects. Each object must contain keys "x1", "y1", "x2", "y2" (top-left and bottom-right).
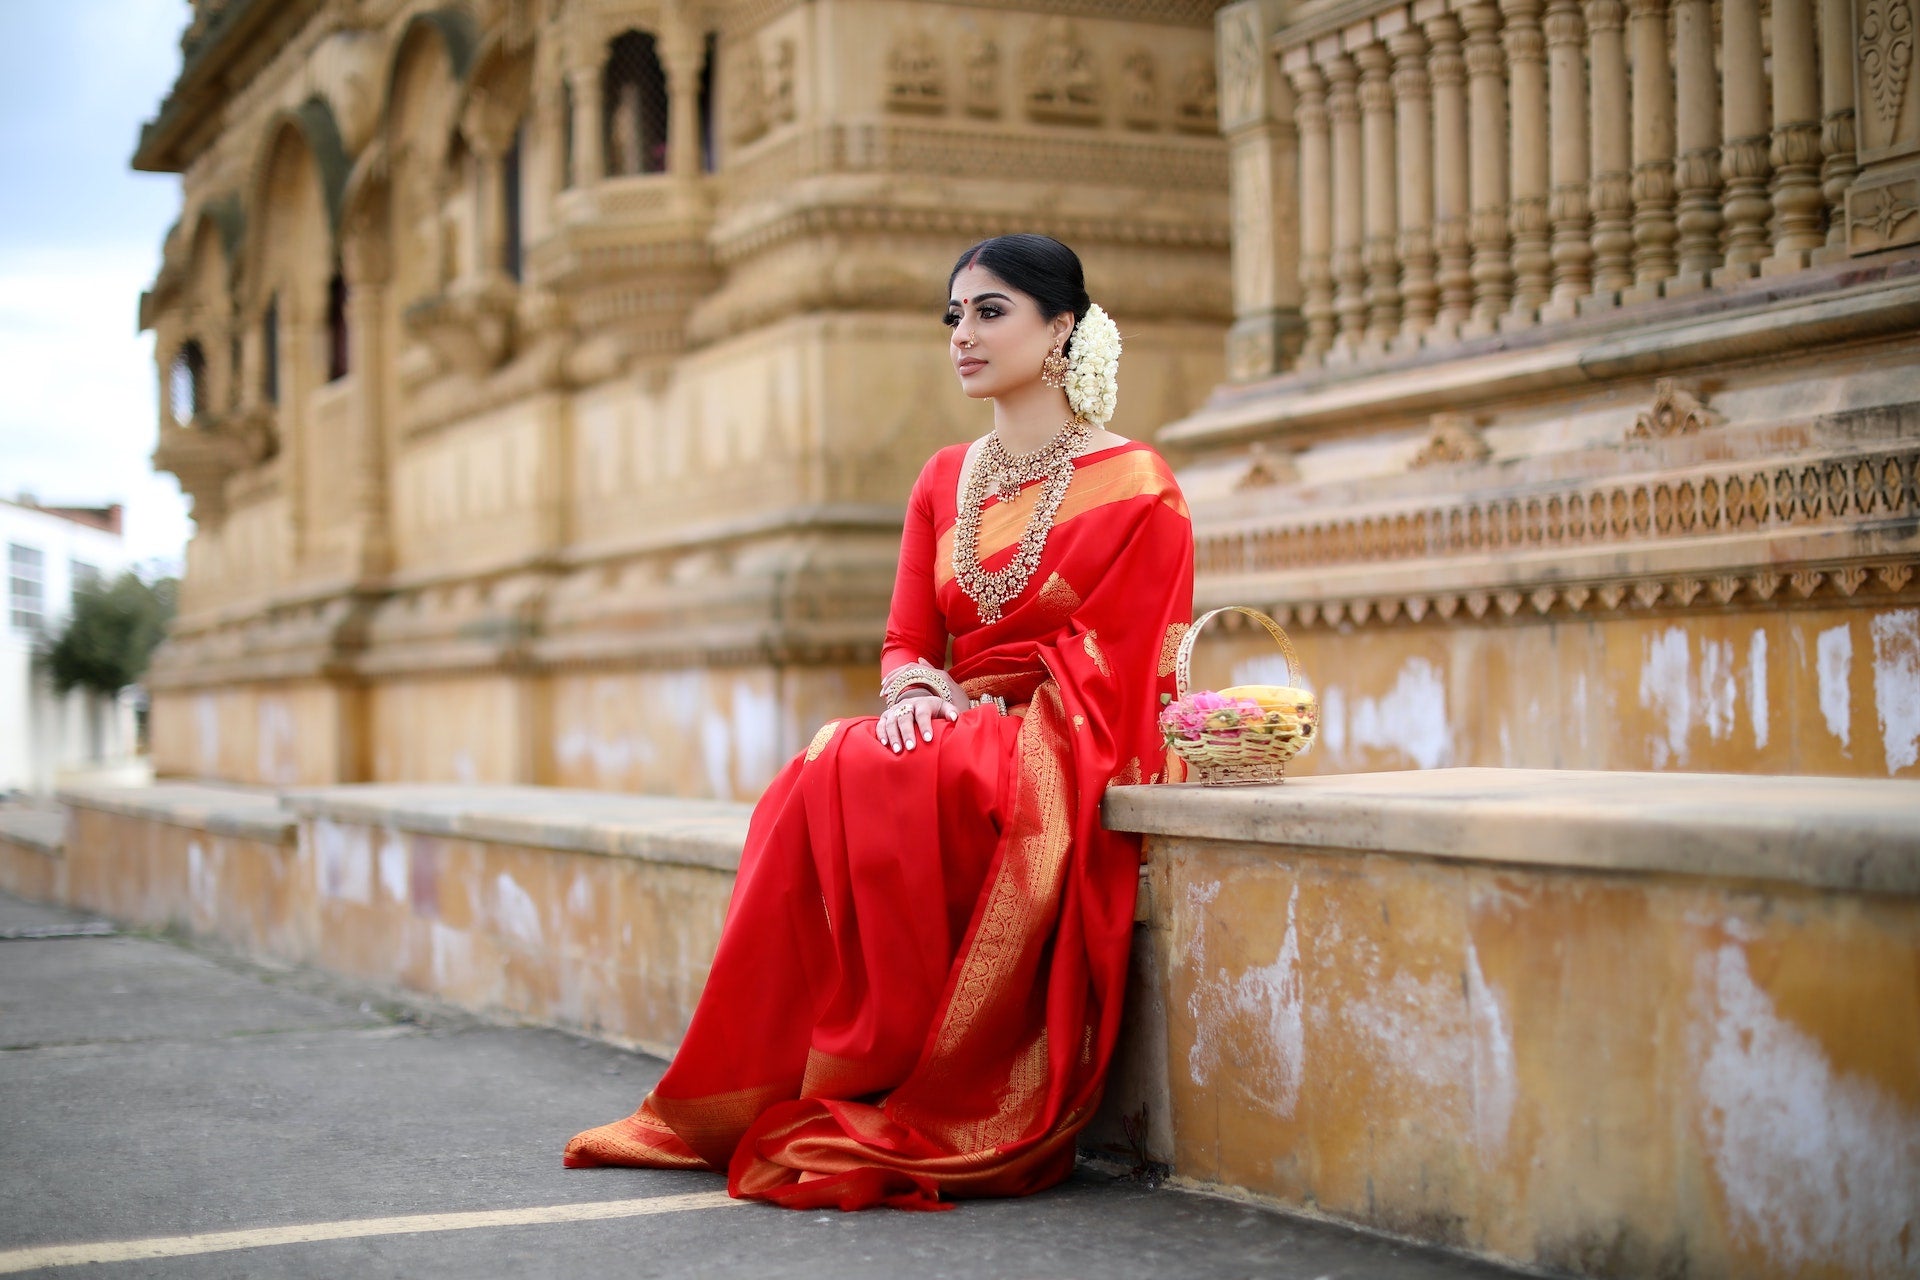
[{"x1": 1160, "y1": 691, "x2": 1266, "y2": 742}]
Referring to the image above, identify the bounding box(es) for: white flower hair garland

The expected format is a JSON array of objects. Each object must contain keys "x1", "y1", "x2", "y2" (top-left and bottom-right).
[{"x1": 1063, "y1": 302, "x2": 1121, "y2": 424}]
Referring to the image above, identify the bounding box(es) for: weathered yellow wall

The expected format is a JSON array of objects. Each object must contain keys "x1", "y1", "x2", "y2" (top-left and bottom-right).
[
  {"x1": 1148, "y1": 833, "x2": 1920, "y2": 1279},
  {"x1": 1193, "y1": 604, "x2": 1920, "y2": 779},
  {"x1": 150, "y1": 681, "x2": 354, "y2": 784}
]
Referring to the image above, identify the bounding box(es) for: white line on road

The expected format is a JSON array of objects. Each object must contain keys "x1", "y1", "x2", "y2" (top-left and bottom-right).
[{"x1": 0, "y1": 1190, "x2": 746, "y2": 1273}]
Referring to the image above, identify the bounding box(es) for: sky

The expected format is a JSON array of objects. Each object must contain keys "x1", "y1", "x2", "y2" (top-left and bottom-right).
[{"x1": 0, "y1": 1, "x2": 194, "y2": 571}]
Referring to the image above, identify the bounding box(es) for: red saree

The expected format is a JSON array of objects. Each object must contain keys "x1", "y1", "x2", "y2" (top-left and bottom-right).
[{"x1": 564, "y1": 440, "x2": 1194, "y2": 1211}]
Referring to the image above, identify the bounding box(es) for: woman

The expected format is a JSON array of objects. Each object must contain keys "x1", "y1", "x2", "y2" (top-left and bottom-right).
[{"x1": 564, "y1": 234, "x2": 1194, "y2": 1211}]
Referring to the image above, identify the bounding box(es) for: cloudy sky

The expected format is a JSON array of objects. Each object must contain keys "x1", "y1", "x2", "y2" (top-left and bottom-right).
[{"x1": 0, "y1": 1, "x2": 193, "y2": 569}]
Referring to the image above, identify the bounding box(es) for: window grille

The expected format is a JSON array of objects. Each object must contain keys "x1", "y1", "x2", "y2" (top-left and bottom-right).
[
  {"x1": 561, "y1": 78, "x2": 575, "y2": 189},
  {"x1": 503, "y1": 123, "x2": 524, "y2": 280},
  {"x1": 327, "y1": 271, "x2": 349, "y2": 381},
  {"x1": 8, "y1": 543, "x2": 44, "y2": 633},
  {"x1": 699, "y1": 32, "x2": 717, "y2": 172},
  {"x1": 603, "y1": 30, "x2": 668, "y2": 176},
  {"x1": 262, "y1": 295, "x2": 280, "y2": 404},
  {"x1": 169, "y1": 340, "x2": 206, "y2": 424}
]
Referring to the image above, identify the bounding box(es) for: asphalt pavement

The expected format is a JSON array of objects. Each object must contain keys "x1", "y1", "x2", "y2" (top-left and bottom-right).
[{"x1": 0, "y1": 890, "x2": 1530, "y2": 1279}]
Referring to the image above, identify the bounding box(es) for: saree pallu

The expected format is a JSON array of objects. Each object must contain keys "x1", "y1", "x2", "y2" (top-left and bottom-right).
[{"x1": 565, "y1": 442, "x2": 1194, "y2": 1211}]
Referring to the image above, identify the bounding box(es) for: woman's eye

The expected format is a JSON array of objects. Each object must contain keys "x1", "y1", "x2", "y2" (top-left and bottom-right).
[{"x1": 978, "y1": 307, "x2": 1001, "y2": 319}]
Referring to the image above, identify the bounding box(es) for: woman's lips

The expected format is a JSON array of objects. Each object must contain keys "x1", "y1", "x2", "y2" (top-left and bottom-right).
[{"x1": 957, "y1": 358, "x2": 986, "y2": 374}]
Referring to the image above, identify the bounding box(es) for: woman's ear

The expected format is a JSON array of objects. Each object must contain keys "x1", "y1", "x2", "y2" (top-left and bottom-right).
[{"x1": 1053, "y1": 313, "x2": 1076, "y2": 350}]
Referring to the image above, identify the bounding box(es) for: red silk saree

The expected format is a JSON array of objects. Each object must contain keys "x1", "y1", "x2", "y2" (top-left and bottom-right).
[{"x1": 564, "y1": 440, "x2": 1194, "y2": 1211}]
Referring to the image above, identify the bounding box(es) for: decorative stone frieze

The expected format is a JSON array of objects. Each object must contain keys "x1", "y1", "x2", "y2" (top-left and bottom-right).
[{"x1": 1023, "y1": 18, "x2": 1103, "y2": 123}]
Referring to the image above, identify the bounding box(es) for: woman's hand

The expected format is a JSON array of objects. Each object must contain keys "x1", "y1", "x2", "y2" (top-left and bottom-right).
[{"x1": 876, "y1": 694, "x2": 958, "y2": 754}]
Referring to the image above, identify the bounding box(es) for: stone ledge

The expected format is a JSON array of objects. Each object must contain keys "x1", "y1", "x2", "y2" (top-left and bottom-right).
[
  {"x1": 281, "y1": 785, "x2": 752, "y2": 873},
  {"x1": 1104, "y1": 767, "x2": 1920, "y2": 895},
  {"x1": 56, "y1": 783, "x2": 295, "y2": 844},
  {"x1": 0, "y1": 808, "x2": 66, "y2": 856}
]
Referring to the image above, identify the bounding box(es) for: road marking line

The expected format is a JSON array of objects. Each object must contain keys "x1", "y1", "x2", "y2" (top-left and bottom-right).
[{"x1": 0, "y1": 1190, "x2": 744, "y2": 1273}]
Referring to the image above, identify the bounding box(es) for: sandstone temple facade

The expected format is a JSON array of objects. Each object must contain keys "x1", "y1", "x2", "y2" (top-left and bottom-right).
[
  {"x1": 138, "y1": 0, "x2": 1231, "y2": 795},
  {"x1": 141, "y1": 0, "x2": 1918, "y2": 791}
]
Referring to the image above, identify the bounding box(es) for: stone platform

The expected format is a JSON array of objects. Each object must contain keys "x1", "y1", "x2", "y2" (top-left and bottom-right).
[{"x1": 2, "y1": 769, "x2": 1915, "y2": 1278}]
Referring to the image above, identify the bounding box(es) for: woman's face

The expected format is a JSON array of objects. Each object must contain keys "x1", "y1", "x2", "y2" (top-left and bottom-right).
[{"x1": 944, "y1": 264, "x2": 1074, "y2": 401}]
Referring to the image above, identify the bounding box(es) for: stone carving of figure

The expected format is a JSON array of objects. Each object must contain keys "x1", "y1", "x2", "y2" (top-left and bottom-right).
[
  {"x1": 727, "y1": 42, "x2": 768, "y2": 144},
  {"x1": 1024, "y1": 19, "x2": 1100, "y2": 121},
  {"x1": 1119, "y1": 47, "x2": 1158, "y2": 126},
  {"x1": 886, "y1": 29, "x2": 946, "y2": 112},
  {"x1": 768, "y1": 39, "x2": 797, "y2": 124},
  {"x1": 962, "y1": 34, "x2": 999, "y2": 115},
  {"x1": 1175, "y1": 54, "x2": 1218, "y2": 132}
]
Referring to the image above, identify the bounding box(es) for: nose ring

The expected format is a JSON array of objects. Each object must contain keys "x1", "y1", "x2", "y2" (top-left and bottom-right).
[{"x1": 960, "y1": 335, "x2": 977, "y2": 348}]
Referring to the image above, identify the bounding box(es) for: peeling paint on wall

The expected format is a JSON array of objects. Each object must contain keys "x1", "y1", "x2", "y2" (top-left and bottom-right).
[
  {"x1": 1816, "y1": 624, "x2": 1853, "y2": 751},
  {"x1": 1337, "y1": 967, "x2": 1470, "y2": 1102},
  {"x1": 1465, "y1": 938, "x2": 1515, "y2": 1168},
  {"x1": 1748, "y1": 631, "x2": 1769, "y2": 751},
  {"x1": 1639, "y1": 627, "x2": 1693, "y2": 768},
  {"x1": 1870, "y1": 609, "x2": 1920, "y2": 775},
  {"x1": 1693, "y1": 943, "x2": 1920, "y2": 1274},
  {"x1": 1700, "y1": 638, "x2": 1736, "y2": 742},
  {"x1": 313, "y1": 819, "x2": 371, "y2": 903},
  {"x1": 1320, "y1": 657, "x2": 1453, "y2": 769},
  {"x1": 378, "y1": 829, "x2": 409, "y2": 905},
  {"x1": 495, "y1": 872, "x2": 542, "y2": 946}
]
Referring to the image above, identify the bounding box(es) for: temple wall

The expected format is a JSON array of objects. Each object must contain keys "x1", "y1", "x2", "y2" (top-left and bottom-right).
[{"x1": 149, "y1": 681, "x2": 356, "y2": 786}]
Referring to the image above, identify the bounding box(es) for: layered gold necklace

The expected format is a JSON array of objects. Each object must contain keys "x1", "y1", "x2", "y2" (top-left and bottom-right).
[{"x1": 952, "y1": 416, "x2": 1093, "y2": 622}]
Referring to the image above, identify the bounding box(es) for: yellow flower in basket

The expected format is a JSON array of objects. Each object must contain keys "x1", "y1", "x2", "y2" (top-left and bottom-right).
[{"x1": 1158, "y1": 607, "x2": 1318, "y2": 785}]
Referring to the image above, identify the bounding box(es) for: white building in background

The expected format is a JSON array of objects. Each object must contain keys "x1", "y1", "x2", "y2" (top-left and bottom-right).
[{"x1": 1, "y1": 497, "x2": 144, "y2": 794}]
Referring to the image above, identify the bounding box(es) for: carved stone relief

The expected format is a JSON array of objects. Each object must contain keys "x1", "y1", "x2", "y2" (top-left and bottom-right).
[
  {"x1": 1118, "y1": 48, "x2": 1160, "y2": 127},
  {"x1": 726, "y1": 41, "x2": 768, "y2": 144},
  {"x1": 1023, "y1": 19, "x2": 1102, "y2": 123},
  {"x1": 1216, "y1": 2, "x2": 1267, "y2": 132},
  {"x1": 886, "y1": 29, "x2": 947, "y2": 113},
  {"x1": 963, "y1": 34, "x2": 1001, "y2": 116},
  {"x1": 1410, "y1": 412, "x2": 1492, "y2": 466},
  {"x1": 1174, "y1": 53, "x2": 1219, "y2": 132},
  {"x1": 1628, "y1": 378, "x2": 1722, "y2": 439},
  {"x1": 768, "y1": 38, "x2": 798, "y2": 125}
]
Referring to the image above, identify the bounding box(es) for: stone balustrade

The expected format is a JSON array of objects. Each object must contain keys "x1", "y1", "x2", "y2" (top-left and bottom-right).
[
  {"x1": 1218, "y1": 0, "x2": 1892, "y2": 378},
  {"x1": 3, "y1": 772, "x2": 1914, "y2": 1276}
]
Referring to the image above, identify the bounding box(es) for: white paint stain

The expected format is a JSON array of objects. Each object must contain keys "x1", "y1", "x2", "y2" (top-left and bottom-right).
[
  {"x1": 378, "y1": 830, "x2": 409, "y2": 905},
  {"x1": 1869, "y1": 609, "x2": 1920, "y2": 774},
  {"x1": 1693, "y1": 943, "x2": 1920, "y2": 1274},
  {"x1": 1816, "y1": 624, "x2": 1853, "y2": 750},
  {"x1": 732, "y1": 683, "x2": 781, "y2": 796},
  {"x1": 1231, "y1": 654, "x2": 1312, "y2": 692},
  {"x1": 430, "y1": 921, "x2": 472, "y2": 991},
  {"x1": 1202, "y1": 884, "x2": 1307, "y2": 1117},
  {"x1": 1321, "y1": 657, "x2": 1453, "y2": 770},
  {"x1": 1338, "y1": 968, "x2": 1470, "y2": 1099},
  {"x1": 1639, "y1": 627, "x2": 1692, "y2": 768},
  {"x1": 195, "y1": 695, "x2": 220, "y2": 776},
  {"x1": 313, "y1": 819, "x2": 372, "y2": 903},
  {"x1": 1700, "y1": 638, "x2": 1736, "y2": 742},
  {"x1": 700, "y1": 710, "x2": 734, "y2": 802},
  {"x1": 495, "y1": 872, "x2": 542, "y2": 946},
  {"x1": 1184, "y1": 879, "x2": 1224, "y2": 1088},
  {"x1": 257, "y1": 699, "x2": 299, "y2": 786},
  {"x1": 1465, "y1": 939, "x2": 1515, "y2": 1167},
  {"x1": 1748, "y1": 631, "x2": 1770, "y2": 751},
  {"x1": 452, "y1": 750, "x2": 478, "y2": 786},
  {"x1": 187, "y1": 840, "x2": 215, "y2": 918}
]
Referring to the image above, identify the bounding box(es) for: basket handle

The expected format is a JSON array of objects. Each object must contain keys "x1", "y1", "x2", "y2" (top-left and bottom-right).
[{"x1": 1174, "y1": 606, "x2": 1304, "y2": 699}]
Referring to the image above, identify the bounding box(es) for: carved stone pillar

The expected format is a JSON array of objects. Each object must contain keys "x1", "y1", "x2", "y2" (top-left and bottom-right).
[
  {"x1": 1424, "y1": 12, "x2": 1473, "y2": 336},
  {"x1": 1356, "y1": 40, "x2": 1402, "y2": 346},
  {"x1": 1502, "y1": 0, "x2": 1552, "y2": 320},
  {"x1": 661, "y1": 18, "x2": 707, "y2": 178},
  {"x1": 1286, "y1": 56, "x2": 1337, "y2": 363},
  {"x1": 470, "y1": 135, "x2": 505, "y2": 280},
  {"x1": 1461, "y1": 0, "x2": 1513, "y2": 331},
  {"x1": 1586, "y1": 0, "x2": 1634, "y2": 293},
  {"x1": 567, "y1": 63, "x2": 603, "y2": 186},
  {"x1": 1766, "y1": 0, "x2": 1826, "y2": 263},
  {"x1": 1326, "y1": 48, "x2": 1368, "y2": 354},
  {"x1": 1626, "y1": 0, "x2": 1677, "y2": 293},
  {"x1": 1718, "y1": 0, "x2": 1773, "y2": 267},
  {"x1": 1671, "y1": 0, "x2": 1723, "y2": 282},
  {"x1": 1543, "y1": 0, "x2": 1592, "y2": 312},
  {"x1": 341, "y1": 235, "x2": 392, "y2": 578},
  {"x1": 1816, "y1": 0, "x2": 1858, "y2": 249},
  {"x1": 1841, "y1": 0, "x2": 1920, "y2": 255},
  {"x1": 1387, "y1": 23, "x2": 1436, "y2": 340},
  {"x1": 1221, "y1": 0, "x2": 1305, "y2": 379}
]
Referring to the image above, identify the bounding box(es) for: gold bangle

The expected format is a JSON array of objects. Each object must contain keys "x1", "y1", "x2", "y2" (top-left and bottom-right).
[{"x1": 881, "y1": 663, "x2": 963, "y2": 707}]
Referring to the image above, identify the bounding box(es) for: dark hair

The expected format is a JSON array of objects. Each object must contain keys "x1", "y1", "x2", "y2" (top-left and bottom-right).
[{"x1": 947, "y1": 234, "x2": 1091, "y2": 326}]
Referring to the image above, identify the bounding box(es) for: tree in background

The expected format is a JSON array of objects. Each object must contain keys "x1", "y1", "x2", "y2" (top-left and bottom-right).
[{"x1": 41, "y1": 572, "x2": 177, "y2": 698}]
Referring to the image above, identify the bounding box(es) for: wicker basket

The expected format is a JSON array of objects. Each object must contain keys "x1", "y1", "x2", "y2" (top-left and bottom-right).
[{"x1": 1162, "y1": 606, "x2": 1318, "y2": 785}]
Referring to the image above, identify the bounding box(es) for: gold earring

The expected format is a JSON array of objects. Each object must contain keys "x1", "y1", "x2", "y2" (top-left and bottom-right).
[{"x1": 1040, "y1": 343, "x2": 1069, "y2": 388}]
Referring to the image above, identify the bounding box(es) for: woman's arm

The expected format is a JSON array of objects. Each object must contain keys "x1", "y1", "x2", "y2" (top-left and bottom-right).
[{"x1": 881, "y1": 456, "x2": 949, "y2": 682}]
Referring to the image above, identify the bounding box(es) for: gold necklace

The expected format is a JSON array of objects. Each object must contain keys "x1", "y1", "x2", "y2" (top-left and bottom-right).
[{"x1": 952, "y1": 417, "x2": 1093, "y2": 622}]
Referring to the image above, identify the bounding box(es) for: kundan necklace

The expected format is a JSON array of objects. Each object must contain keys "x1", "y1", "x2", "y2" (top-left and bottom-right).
[{"x1": 952, "y1": 416, "x2": 1093, "y2": 622}]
